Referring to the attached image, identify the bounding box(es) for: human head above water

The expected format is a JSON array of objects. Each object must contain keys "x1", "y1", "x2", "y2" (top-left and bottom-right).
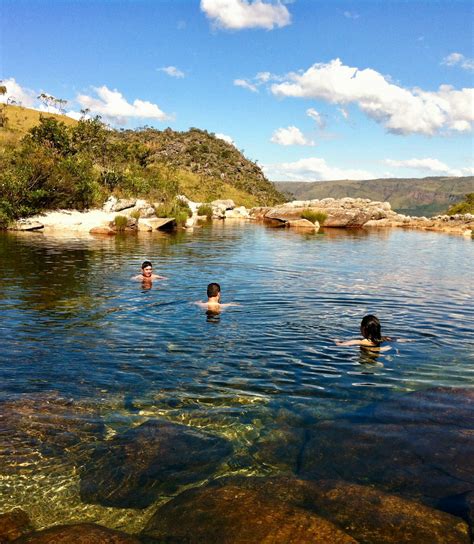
[
  {"x1": 360, "y1": 315, "x2": 382, "y2": 343},
  {"x1": 207, "y1": 282, "x2": 221, "y2": 298},
  {"x1": 141, "y1": 261, "x2": 152, "y2": 270}
]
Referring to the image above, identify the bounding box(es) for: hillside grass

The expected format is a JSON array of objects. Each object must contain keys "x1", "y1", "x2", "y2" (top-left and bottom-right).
[{"x1": 0, "y1": 105, "x2": 282, "y2": 227}]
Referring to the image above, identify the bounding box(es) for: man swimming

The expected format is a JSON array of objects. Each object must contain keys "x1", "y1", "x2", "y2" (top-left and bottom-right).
[
  {"x1": 195, "y1": 282, "x2": 239, "y2": 311},
  {"x1": 132, "y1": 261, "x2": 167, "y2": 282}
]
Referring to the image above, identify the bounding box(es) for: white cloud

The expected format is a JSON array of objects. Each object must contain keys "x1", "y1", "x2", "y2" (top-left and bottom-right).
[
  {"x1": 263, "y1": 157, "x2": 374, "y2": 181},
  {"x1": 442, "y1": 52, "x2": 474, "y2": 72},
  {"x1": 0, "y1": 77, "x2": 36, "y2": 107},
  {"x1": 271, "y1": 126, "x2": 314, "y2": 146},
  {"x1": 234, "y1": 78, "x2": 258, "y2": 92},
  {"x1": 215, "y1": 132, "x2": 235, "y2": 144},
  {"x1": 200, "y1": 0, "x2": 291, "y2": 30},
  {"x1": 385, "y1": 158, "x2": 474, "y2": 177},
  {"x1": 338, "y1": 107, "x2": 349, "y2": 120},
  {"x1": 76, "y1": 86, "x2": 172, "y2": 125},
  {"x1": 343, "y1": 10, "x2": 359, "y2": 19},
  {"x1": 269, "y1": 58, "x2": 474, "y2": 135},
  {"x1": 159, "y1": 66, "x2": 185, "y2": 78},
  {"x1": 306, "y1": 107, "x2": 324, "y2": 128}
]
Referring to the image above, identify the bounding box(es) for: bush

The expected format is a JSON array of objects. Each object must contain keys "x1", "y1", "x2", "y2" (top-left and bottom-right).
[
  {"x1": 197, "y1": 203, "x2": 213, "y2": 220},
  {"x1": 447, "y1": 193, "x2": 474, "y2": 215},
  {"x1": 113, "y1": 215, "x2": 128, "y2": 231},
  {"x1": 301, "y1": 209, "x2": 327, "y2": 225},
  {"x1": 154, "y1": 199, "x2": 192, "y2": 226}
]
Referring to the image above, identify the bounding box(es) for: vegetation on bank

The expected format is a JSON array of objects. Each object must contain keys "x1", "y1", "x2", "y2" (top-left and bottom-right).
[
  {"x1": 301, "y1": 209, "x2": 327, "y2": 225},
  {"x1": 446, "y1": 193, "x2": 474, "y2": 215},
  {"x1": 0, "y1": 105, "x2": 284, "y2": 228}
]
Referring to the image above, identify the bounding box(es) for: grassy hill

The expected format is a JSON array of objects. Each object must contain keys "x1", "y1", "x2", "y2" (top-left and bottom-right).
[
  {"x1": 274, "y1": 177, "x2": 474, "y2": 216},
  {"x1": 0, "y1": 104, "x2": 284, "y2": 225}
]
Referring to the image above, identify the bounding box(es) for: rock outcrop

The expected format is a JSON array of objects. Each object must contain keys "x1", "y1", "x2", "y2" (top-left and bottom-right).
[
  {"x1": 251, "y1": 198, "x2": 474, "y2": 235},
  {"x1": 12, "y1": 523, "x2": 140, "y2": 543}
]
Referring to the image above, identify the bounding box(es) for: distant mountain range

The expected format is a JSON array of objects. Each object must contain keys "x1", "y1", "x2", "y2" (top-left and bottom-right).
[{"x1": 273, "y1": 177, "x2": 474, "y2": 217}]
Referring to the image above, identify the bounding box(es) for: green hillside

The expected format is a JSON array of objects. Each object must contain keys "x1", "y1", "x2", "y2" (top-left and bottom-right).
[
  {"x1": 274, "y1": 177, "x2": 474, "y2": 217},
  {"x1": 0, "y1": 105, "x2": 284, "y2": 226}
]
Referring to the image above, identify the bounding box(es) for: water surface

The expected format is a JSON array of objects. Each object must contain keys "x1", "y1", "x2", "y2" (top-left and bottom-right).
[{"x1": 0, "y1": 223, "x2": 473, "y2": 530}]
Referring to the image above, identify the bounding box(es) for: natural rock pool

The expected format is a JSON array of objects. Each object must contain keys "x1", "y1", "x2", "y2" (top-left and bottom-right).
[{"x1": 1, "y1": 223, "x2": 473, "y2": 541}]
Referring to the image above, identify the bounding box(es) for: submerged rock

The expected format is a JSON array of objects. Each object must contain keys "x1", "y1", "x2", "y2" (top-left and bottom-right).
[
  {"x1": 299, "y1": 387, "x2": 474, "y2": 508},
  {"x1": 80, "y1": 419, "x2": 233, "y2": 508},
  {"x1": 203, "y1": 476, "x2": 469, "y2": 544},
  {"x1": 141, "y1": 482, "x2": 357, "y2": 544},
  {"x1": 0, "y1": 509, "x2": 33, "y2": 542},
  {"x1": 13, "y1": 522, "x2": 140, "y2": 543},
  {"x1": 0, "y1": 393, "x2": 104, "y2": 474}
]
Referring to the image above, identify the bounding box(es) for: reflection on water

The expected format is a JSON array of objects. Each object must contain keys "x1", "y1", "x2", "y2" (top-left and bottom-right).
[{"x1": 0, "y1": 224, "x2": 473, "y2": 532}]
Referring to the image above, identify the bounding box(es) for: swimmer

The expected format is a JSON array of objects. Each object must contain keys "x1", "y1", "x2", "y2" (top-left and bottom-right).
[
  {"x1": 132, "y1": 261, "x2": 167, "y2": 282},
  {"x1": 195, "y1": 282, "x2": 239, "y2": 311},
  {"x1": 336, "y1": 314, "x2": 392, "y2": 351}
]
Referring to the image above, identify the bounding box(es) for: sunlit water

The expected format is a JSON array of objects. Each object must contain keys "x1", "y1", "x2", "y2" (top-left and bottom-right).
[{"x1": 1, "y1": 222, "x2": 473, "y2": 531}]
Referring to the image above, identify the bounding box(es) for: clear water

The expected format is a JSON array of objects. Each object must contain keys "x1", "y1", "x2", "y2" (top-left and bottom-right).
[{"x1": 1, "y1": 223, "x2": 473, "y2": 531}]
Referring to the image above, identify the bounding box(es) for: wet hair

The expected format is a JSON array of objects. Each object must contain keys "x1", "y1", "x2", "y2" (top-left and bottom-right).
[
  {"x1": 207, "y1": 282, "x2": 221, "y2": 298},
  {"x1": 141, "y1": 261, "x2": 152, "y2": 269},
  {"x1": 360, "y1": 315, "x2": 384, "y2": 344}
]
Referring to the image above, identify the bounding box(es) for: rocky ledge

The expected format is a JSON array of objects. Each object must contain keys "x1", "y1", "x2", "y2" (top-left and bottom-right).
[
  {"x1": 251, "y1": 197, "x2": 474, "y2": 236},
  {"x1": 7, "y1": 197, "x2": 474, "y2": 236}
]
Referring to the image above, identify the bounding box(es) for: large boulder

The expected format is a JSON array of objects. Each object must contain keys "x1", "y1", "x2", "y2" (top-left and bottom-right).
[
  {"x1": 13, "y1": 523, "x2": 140, "y2": 543},
  {"x1": 80, "y1": 419, "x2": 233, "y2": 508},
  {"x1": 202, "y1": 476, "x2": 469, "y2": 544},
  {"x1": 141, "y1": 483, "x2": 357, "y2": 544},
  {"x1": 9, "y1": 220, "x2": 44, "y2": 231}
]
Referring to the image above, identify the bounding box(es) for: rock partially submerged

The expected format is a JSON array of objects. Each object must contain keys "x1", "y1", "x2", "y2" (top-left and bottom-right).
[{"x1": 80, "y1": 419, "x2": 233, "y2": 508}]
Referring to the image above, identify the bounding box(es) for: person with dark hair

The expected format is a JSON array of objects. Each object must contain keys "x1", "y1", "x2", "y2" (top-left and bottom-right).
[
  {"x1": 132, "y1": 261, "x2": 167, "y2": 282},
  {"x1": 195, "y1": 282, "x2": 239, "y2": 311},
  {"x1": 336, "y1": 314, "x2": 392, "y2": 350}
]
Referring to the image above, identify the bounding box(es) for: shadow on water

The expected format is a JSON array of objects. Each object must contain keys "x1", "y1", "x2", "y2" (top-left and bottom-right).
[{"x1": 0, "y1": 223, "x2": 473, "y2": 537}]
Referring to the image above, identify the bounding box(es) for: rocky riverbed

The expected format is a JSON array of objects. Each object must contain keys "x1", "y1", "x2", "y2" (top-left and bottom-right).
[{"x1": 8, "y1": 196, "x2": 474, "y2": 236}]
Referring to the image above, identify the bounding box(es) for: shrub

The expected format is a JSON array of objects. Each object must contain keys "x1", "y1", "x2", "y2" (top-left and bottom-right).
[
  {"x1": 301, "y1": 209, "x2": 327, "y2": 225},
  {"x1": 447, "y1": 193, "x2": 474, "y2": 215},
  {"x1": 113, "y1": 215, "x2": 128, "y2": 231},
  {"x1": 154, "y1": 199, "x2": 192, "y2": 226},
  {"x1": 130, "y1": 209, "x2": 141, "y2": 220},
  {"x1": 197, "y1": 203, "x2": 213, "y2": 220}
]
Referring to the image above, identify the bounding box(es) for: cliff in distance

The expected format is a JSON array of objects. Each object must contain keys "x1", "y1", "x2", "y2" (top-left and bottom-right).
[{"x1": 274, "y1": 177, "x2": 474, "y2": 217}]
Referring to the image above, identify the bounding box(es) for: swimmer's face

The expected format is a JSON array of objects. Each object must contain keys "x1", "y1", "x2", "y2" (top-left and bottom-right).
[{"x1": 142, "y1": 265, "x2": 153, "y2": 278}]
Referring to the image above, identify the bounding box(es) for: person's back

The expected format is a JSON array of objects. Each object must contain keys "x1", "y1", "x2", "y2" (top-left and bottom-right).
[{"x1": 195, "y1": 282, "x2": 239, "y2": 311}]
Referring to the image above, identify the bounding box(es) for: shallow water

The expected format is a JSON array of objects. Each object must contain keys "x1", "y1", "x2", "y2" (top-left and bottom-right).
[{"x1": 0, "y1": 222, "x2": 473, "y2": 531}]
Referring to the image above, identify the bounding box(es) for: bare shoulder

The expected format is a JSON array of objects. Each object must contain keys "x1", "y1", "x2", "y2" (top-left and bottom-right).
[{"x1": 335, "y1": 339, "x2": 363, "y2": 346}]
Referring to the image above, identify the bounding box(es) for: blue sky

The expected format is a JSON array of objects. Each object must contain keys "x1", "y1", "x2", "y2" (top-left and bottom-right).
[{"x1": 1, "y1": 0, "x2": 473, "y2": 181}]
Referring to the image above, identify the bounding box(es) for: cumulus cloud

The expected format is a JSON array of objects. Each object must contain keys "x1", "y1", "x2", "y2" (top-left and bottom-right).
[
  {"x1": 442, "y1": 52, "x2": 474, "y2": 72},
  {"x1": 215, "y1": 132, "x2": 235, "y2": 144},
  {"x1": 385, "y1": 158, "x2": 473, "y2": 177},
  {"x1": 0, "y1": 77, "x2": 36, "y2": 107},
  {"x1": 76, "y1": 86, "x2": 172, "y2": 125},
  {"x1": 263, "y1": 157, "x2": 374, "y2": 181},
  {"x1": 159, "y1": 66, "x2": 185, "y2": 78},
  {"x1": 200, "y1": 0, "x2": 291, "y2": 30},
  {"x1": 234, "y1": 78, "x2": 258, "y2": 92},
  {"x1": 269, "y1": 58, "x2": 474, "y2": 135},
  {"x1": 271, "y1": 126, "x2": 314, "y2": 146}
]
